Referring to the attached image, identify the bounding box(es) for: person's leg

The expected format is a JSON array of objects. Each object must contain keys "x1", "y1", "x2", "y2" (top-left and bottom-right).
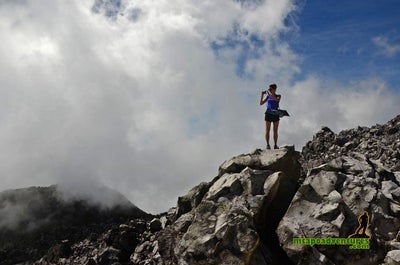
[
  {"x1": 265, "y1": 121, "x2": 271, "y2": 147},
  {"x1": 273, "y1": 120, "x2": 279, "y2": 148},
  {"x1": 361, "y1": 222, "x2": 367, "y2": 234}
]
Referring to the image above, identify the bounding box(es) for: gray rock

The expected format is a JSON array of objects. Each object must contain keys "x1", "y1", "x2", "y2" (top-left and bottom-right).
[
  {"x1": 302, "y1": 115, "x2": 400, "y2": 172},
  {"x1": 176, "y1": 182, "x2": 211, "y2": 219},
  {"x1": 205, "y1": 173, "x2": 243, "y2": 201},
  {"x1": 219, "y1": 145, "x2": 300, "y2": 181},
  {"x1": 131, "y1": 146, "x2": 301, "y2": 265},
  {"x1": 384, "y1": 250, "x2": 400, "y2": 265},
  {"x1": 278, "y1": 153, "x2": 400, "y2": 265},
  {"x1": 174, "y1": 212, "x2": 194, "y2": 233}
]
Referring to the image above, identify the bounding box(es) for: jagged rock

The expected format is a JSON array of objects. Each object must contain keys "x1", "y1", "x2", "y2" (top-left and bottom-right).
[
  {"x1": 301, "y1": 115, "x2": 400, "y2": 172},
  {"x1": 174, "y1": 211, "x2": 194, "y2": 233},
  {"x1": 176, "y1": 182, "x2": 211, "y2": 220},
  {"x1": 131, "y1": 146, "x2": 301, "y2": 265},
  {"x1": 383, "y1": 250, "x2": 400, "y2": 265},
  {"x1": 278, "y1": 152, "x2": 400, "y2": 265},
  {"x1": 219, "y1": 145, "x2": 300, "y2": 181}
]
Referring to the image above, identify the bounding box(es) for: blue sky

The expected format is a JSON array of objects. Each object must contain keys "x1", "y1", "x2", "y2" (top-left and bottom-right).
[
  {"x1": 289, "y1": 0, "x2": 400, "y2": 91},
  {"x1": 1, "y1": 0, "x2": 399, "y2": 213}
]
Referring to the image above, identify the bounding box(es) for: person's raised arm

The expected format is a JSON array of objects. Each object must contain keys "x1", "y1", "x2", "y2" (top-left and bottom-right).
[{"x1": 260, "y1": 91, "x2": 267, "y2": 105}]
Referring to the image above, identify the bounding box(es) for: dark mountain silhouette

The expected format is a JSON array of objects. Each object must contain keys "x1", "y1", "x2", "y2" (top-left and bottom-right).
[{"x1": 0, "y1": 185, "x2": 151, "y2": 265}]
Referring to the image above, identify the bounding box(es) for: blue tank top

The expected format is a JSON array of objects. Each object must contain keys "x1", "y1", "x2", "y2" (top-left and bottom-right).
[{"x1": 266, "y1": 95, "x2": 279, "y2": 110}]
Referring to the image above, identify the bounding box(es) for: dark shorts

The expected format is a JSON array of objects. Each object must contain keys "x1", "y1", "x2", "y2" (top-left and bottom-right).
[{"x1": 264, "y1": 110, "x2": 280, "y2": 122}]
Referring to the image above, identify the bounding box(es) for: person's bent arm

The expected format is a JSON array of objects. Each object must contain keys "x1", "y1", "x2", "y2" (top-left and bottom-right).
[{"x1": 260, "y1": 91, "x2": 267, "y2": 105}]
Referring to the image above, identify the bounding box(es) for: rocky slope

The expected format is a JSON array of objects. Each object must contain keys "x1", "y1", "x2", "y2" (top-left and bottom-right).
[
  {"x1": 1, "y1": 114, "x2": 399, "y2": 265},
  {"x1": 301, "y1": 115, "x2": 400, "y2": 172},
  {"x1": 278, "y1": 115, "x2": 400, "y2": 265},
  {"x1": 0, "y1": 185, "x2": 151, "y2": 265},
  {"x1": 278, "y1": 153, "x2": 400, "y2": 264}
]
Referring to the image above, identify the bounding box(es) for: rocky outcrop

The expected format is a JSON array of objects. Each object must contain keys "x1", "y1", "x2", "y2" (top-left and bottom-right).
[
  {"x1": 301, "y1": 115, "x2": 400, "y2": 172},
  {"x1": 278, "y1": 153, "x2": 400, "y2": 264},
  {"x1": 278, "y1": 115, "x2": 400, "y2": 265},
  {"x1": 131, "y1": 146, "x2": 301, "y2": 265}
]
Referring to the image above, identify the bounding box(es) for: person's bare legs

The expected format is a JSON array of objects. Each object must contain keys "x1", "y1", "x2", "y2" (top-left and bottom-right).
[
  {"x1": 265, "y1": 121, "x2": 271, "y2": 147},
  {"x1": 273, "y1": 120, "x2": 279, "y2": 147}
]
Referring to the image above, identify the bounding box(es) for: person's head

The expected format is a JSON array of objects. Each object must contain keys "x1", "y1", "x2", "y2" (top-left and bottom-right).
[{"x1": 269, "y1": 83, "x2": 277, "y2": 92}]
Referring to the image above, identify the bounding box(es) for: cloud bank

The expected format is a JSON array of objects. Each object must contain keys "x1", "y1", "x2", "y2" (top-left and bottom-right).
[{"x1": 0, "y1": 0, "x2": 398, "y2": 213}]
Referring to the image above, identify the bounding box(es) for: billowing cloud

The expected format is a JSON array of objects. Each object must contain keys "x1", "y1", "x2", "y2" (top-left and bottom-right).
[
  {"x1": 280, "y1": 77, "x2": 399, "y2": 147},
  {"x1": 0, "y1": 0, "x2": 398, "y2": 213}
]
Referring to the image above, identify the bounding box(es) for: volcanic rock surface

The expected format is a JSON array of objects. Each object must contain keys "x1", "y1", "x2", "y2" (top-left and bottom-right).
[
  {"x1": 279, "y1": 115, "x2": 400, "y2": 265},
  {"x1": 131, "y1": 146, "x2": 301, "y2": 265}
]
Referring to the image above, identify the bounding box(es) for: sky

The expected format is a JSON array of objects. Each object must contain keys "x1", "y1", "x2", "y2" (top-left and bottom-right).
[{"x1": 0, "y1": 0, "x2": 399, "y2": 213}]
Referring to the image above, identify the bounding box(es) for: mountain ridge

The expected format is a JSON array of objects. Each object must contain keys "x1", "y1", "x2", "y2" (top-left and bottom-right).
[
  {"x1": 0, "y1": 185, "x2": 152, "y2": 265},
  {"x1": 0, "y1": 114, "x2": 399, "y2": 264}
]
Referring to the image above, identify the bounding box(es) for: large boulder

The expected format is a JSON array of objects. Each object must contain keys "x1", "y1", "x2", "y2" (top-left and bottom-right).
[{"x1": 132, "y1": 146, "x2": 301, "y2": 265}]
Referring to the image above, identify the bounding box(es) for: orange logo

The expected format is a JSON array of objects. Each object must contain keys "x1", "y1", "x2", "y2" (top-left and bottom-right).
[{"x1": 348, "y1": 211, "x2": 371, "y2": 239}]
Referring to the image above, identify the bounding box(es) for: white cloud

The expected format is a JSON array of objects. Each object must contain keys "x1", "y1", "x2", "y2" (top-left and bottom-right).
[
  {"x1": 0, "y1": 0, "x2": 398, "y2": 214},
  {"x1": 372, "y1": 35, "x2": 400, "y2": 58},
  {"x1": 280, "y1": 77, "x2": 399, "y2": 147}
]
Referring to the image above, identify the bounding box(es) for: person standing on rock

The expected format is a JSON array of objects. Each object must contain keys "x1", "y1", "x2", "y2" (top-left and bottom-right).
[{"x1": 260, "y1": 84, "x2": 281, "y2": 149}]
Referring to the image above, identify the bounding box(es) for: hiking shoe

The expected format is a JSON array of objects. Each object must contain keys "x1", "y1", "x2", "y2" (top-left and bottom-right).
[
  {"x1": 266, "y1": 144, "x2": 271, "y2": 150},
  {"x1": 274, "y1": 145, "x2": 279, "y2": 149}
]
